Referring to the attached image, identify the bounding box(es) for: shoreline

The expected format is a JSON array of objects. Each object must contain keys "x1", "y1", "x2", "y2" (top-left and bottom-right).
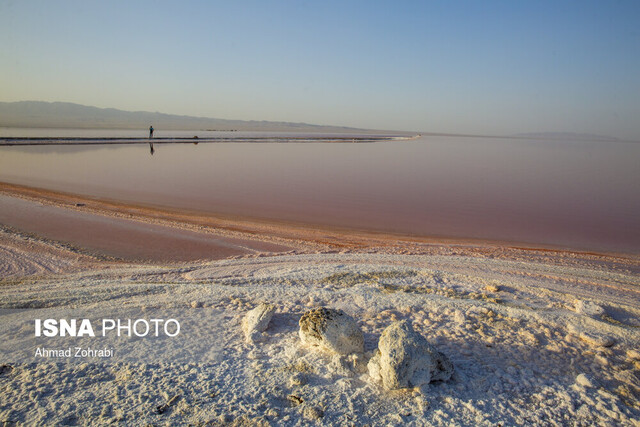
[
  {"x1": 0, "y1": 134, "x2": 419, "y2": 146},
  {"x1": 1, "y1": 181, "x2": 638, "y2": 264},
  {"x1": 1, "y1": 181, "x2": 639, "y2": 263}
]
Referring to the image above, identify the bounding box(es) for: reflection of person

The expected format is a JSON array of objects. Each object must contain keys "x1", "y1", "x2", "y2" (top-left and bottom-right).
[
  {"x1": 149, "y1": 141, "x2": 154, "y2": 155},
  {"x1": 149, "y1": 125, "x2": 154, "y2": 138}
]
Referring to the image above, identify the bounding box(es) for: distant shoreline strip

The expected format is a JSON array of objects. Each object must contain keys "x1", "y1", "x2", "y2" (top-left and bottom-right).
[{"x1": 0, "y1": 135, "x2": 416, "y2": 146}]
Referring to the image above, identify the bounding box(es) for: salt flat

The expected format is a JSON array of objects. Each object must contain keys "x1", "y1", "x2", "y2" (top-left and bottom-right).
[{"x1": 1, "y1": 235, "x2": 638, "y2": 425}]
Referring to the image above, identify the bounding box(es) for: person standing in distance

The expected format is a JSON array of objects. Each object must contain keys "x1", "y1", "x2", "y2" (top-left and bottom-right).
[{"x1": 149, "y1": 125, "x2": 154, "y2": 138}]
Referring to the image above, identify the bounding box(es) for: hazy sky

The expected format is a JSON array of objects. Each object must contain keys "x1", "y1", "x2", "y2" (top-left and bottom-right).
[{"x1": 1, "y1": 1, "x2": 639, "y2": 138}]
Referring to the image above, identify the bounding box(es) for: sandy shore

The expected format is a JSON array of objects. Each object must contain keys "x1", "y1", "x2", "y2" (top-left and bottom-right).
[{"x1": 0, "y1": 182, "x2": 639, "y2": 425}]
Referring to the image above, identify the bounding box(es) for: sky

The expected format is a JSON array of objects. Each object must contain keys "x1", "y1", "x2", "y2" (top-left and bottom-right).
[{"x1": 1, "y1": 0, "x2": 639, "y2": 138}]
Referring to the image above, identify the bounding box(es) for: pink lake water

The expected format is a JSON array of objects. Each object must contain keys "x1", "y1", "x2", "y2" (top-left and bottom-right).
[{"x1": 0, "y1": 131, "x2": 638, "y2": 254}]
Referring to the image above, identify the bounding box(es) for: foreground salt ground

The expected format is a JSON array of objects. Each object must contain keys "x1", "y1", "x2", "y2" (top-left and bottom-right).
[{"x1": 1, "y1": 253, "x2": 639, "y2": 425}]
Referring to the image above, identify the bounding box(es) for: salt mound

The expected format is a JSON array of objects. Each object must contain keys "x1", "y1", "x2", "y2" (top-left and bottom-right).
[
  {"x1": 368, "y1": 320, "x2": 453, "y2": 390},
  {"x1": 575, "y1": 300, "x2": 605, "y2": 317},
  {"x1": 242, "y1": 303, "x2": 275, "y2": 343},
  {"x1": 299, "y1": 307, "x2": 364, "y2": 355}
]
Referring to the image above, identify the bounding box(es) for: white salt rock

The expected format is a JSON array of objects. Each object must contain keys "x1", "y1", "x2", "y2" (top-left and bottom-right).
[
  {"x1": 242, "y1": 303, "x2": 275, "y2": 343},
  {"x1": 575, "y1": 300, "x2": 605, "y2": 318},
  {"x1": 299, "y1": 307, "x2": 364, "y2": 355},
  {"x1": 579, "y1": 331, "x2": 615, "y2": 348},
  {"x1": 289, "y1": 372, "x2": 307, "y2": 387},
  {"x1": 368, "y1": 320, "x2": 453, "y2": 390},
  {"x1": 575, "y1": 373, "x2": 594, "y2": 388},
  {"x1": 302, "y1": 405, "x2": 324, "y2": 420}
]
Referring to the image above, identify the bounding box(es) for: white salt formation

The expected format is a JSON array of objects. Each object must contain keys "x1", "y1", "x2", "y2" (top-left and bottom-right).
[
  {"x1": 575, "y1": 300, "x2": 606, "y2": 318},
  {"x1": 242, "y1": 303, "x2": 275, "y2": 343},
  {"x1": 299, "y1": 307, "x2": 364, "y2": 355},
  {"x1": 579, "y1": 330, "x2": 615, "y2": 348},
  {"x1": 1, "y1": 247, "x2": 639, "y2": 425},
  {"x1": 368, "y1": 320, "x2": 453, "y2": 390},
  {"x1": 575, "y1": 373, "x2": 594, "y2": 388}
]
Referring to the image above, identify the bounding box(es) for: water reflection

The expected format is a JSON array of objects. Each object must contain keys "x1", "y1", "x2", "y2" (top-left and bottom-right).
[{"x1": 0, "y1": 136, "x2": 638, "y2": 253}]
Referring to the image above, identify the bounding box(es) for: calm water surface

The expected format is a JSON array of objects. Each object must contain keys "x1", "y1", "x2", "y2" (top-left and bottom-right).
[{"x1": 1, "y1": 133, "x2": 638, "y2": 254}]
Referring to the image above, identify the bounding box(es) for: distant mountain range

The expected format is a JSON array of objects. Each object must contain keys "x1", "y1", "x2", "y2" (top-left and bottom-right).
[{"x1": 0, "y1": 101, "x2": 369, "y2": 133}]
